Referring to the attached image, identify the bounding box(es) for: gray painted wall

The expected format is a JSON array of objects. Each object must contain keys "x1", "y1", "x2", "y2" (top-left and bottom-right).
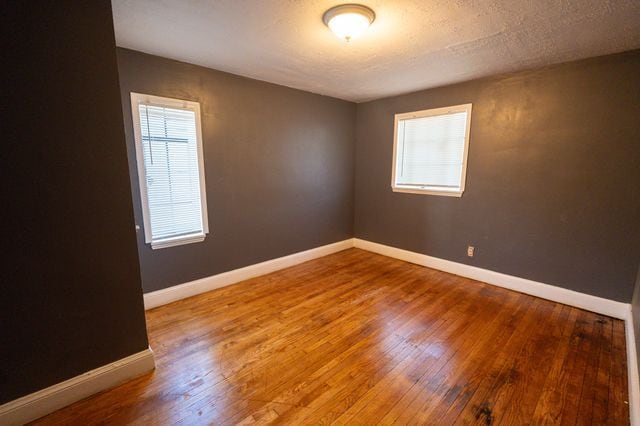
[
  {"x1": 354, "y1": 50, "x2": 640, "y2": 302},
  {"x1": 116, "y1": 49, "x2": 356, "y2": 293},
  {"x1": 2, "y1": 1, "x2": 149, "y2": 403}
]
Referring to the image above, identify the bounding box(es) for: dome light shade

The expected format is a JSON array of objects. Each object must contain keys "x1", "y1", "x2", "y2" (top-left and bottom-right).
[{"x1": 323, "y1": 4, "x2": 375, "y2": 42}]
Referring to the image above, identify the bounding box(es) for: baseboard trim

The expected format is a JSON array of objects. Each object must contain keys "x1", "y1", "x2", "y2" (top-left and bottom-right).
[
  {"x1": 626, "y1": 309, "x2": 640, "y2": 426},
  {"x1": 143, "y1": 239, "x2": 354, "y2": 310},
  {"x1": 353, "y1": 238, "x2": 629, "y2": 319},
  {"x1": 0, "y1": 347, "x2": 155, "y2": 425}
]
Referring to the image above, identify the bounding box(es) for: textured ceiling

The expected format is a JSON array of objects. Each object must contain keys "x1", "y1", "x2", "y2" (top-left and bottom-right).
[{"x1": 112, "y1": 0, "x2": 640, "y2": 102}]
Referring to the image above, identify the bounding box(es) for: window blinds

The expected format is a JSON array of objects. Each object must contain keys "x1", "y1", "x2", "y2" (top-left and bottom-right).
[
  {"x1": 395, "y1": 110, "x2": 469, "y2": 191},
  {"x1": 137, "y1": 103, "x2": 205, "y2": 244}
]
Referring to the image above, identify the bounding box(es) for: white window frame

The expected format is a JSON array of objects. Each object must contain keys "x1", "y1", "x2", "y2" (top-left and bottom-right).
[
  {"x1": 391, "y1": 103, "x2": 472, "y2": 197},
  {"x1": 130, "y1": 92, "x2": 209, "y2": 249}
]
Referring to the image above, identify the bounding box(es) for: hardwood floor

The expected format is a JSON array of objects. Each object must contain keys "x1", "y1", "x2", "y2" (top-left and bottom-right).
[{"x1": 32, "y1": 248, "x2": 629, "y2": 425}]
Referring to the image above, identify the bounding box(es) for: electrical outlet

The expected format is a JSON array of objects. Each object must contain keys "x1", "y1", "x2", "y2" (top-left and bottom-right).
[{"x1": 467, "y1": 246, "x2": 474, "y2": 257}]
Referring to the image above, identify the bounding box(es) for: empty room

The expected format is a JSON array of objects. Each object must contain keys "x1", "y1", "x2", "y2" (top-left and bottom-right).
[{"x1": 2, "y1": 0, "x2": 640, "y2": 424}]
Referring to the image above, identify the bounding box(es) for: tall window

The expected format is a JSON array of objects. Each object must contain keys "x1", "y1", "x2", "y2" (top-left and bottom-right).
[
  {"x1": 130, "y1": 93, "x2": 209, "y2": 249},
  {"x1": 391, "y1": 104, "x2": 472, "y2": 197}
]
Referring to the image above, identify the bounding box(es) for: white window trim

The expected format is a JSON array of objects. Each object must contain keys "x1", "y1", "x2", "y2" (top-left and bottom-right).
[
  {"x1": 130, "y1": 92, "x2": 209, "y2": 249},
  {"x1": 391, "y1": 103, "x2": 473, "y2": 197}
]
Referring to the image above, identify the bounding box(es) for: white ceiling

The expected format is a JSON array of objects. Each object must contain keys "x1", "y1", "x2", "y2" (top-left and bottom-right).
[{"x1": 112, "y1": 0, "x2": 640, "y2": 102}]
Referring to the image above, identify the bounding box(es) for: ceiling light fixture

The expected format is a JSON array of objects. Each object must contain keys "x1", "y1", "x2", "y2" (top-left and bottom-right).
[{"x1": 323, "y1": 4, "x2": 375, "y2": 42}]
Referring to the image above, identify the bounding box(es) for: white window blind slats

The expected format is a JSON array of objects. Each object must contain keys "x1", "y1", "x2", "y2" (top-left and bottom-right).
[
  {"x1": 132, "y1": 94, "x2": 208, "y2": 248},
  {"x1": 393, "y1": 105, "x2": 471, "y2": 195}
]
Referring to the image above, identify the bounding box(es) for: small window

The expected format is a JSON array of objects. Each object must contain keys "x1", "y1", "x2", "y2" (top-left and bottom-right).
[
  {"x1": 130, "y1": 93, "x2": 209, "y2": 249},
  {"x1": 391, "y1": 103, "x2": 472, "y2": 197}
]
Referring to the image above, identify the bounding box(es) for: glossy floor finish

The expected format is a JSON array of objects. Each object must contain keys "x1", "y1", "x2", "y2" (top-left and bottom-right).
[{"x1": 33, "y1": 249, "x2": 629, "y2": 425}]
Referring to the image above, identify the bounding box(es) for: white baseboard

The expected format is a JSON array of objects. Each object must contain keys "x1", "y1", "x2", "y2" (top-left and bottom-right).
[
  {"x1": 353, "y1": 238, "x2": 629, "y2": 319},
  {"x1": 0, "y1": 347, "x2": 155, "y2": 425},
  {"x1": 626, "y1": 309, "x2": 640, "y2": 426},
  {"x1": 143, "y1": 239, "x2": 354, "y2": 310}
]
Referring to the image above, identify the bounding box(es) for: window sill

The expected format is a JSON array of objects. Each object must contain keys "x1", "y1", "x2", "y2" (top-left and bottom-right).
[
  {"x1": 392, "y1": 185, "x2": 463, "y2": 197},
  {"x1": 150, "y1": 233, "x2": 206, "y2": 250}
]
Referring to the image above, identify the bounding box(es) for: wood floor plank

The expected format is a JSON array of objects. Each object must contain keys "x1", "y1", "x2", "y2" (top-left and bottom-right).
[
  {"x1": 29, "y1": 248, "x2": 629, "y2": 425},
  {"x1": 442, "y1": 297, "x2": 549, "y2": 425},
  {"x1": 491, "y1": 303, "x2": 568, "y2": 425},
  {"x1": 347, "y1": 288, "x2": 514, "y2": 424},
  {"x1": 324, "y1": 282, "x2": 501, "y2": 424},
  {"x1": 232, "y1": 274, "x2": 460, "y2": 424},
  {"x1": 262, "y1": 274, "x2": 478, "y2": 422},
  {"x1": 406, "y1": 292, "x2": 541, "y2": 425},
  {"x1": 166, "y1": 265, "x2": 434, "y2": 423}
]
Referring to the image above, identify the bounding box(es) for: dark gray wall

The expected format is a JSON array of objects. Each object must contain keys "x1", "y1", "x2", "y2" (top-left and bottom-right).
[
  {"x1": 633, "y1": 265, "x2": 640, "y2": 378},
  {"x1": 116, "y1": 49, "x2": 356, "y2": 293},
  {"x1": 1, "y1": 2, "x2": 149, "y2": 403},
  {"x1": 354, "y1": 50, "x2": 640, "y2": 302}
]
